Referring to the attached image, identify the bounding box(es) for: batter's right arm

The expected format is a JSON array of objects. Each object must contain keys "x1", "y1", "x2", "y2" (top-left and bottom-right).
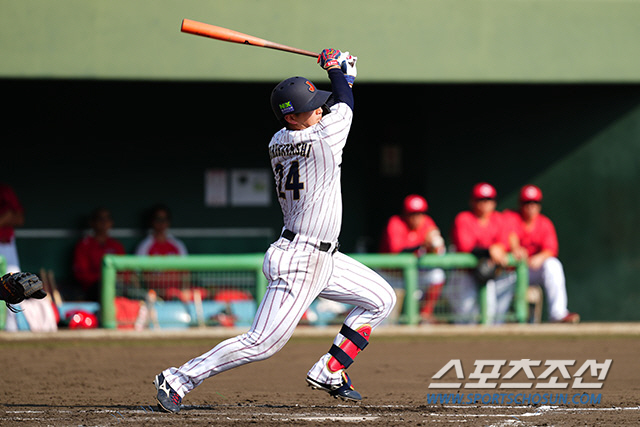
[
  {"x1": 318, "y1": 48, "x2": 354, "y2": 110},
  {"x1": 327, "y1": 68, "x2": 354, "y2": 110}
]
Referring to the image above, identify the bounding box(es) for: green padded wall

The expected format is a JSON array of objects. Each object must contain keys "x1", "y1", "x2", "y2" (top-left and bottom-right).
[{"x1": 2, "y1": 0, "x2": 640, "y2": 82}]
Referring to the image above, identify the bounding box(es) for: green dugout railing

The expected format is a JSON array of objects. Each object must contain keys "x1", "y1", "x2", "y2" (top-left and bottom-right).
[
  {"x1": 418, "y1": 253, "x2": 529, "y2": 325},
  {"x1": 101, "y1": 254, "x2": 267, "y2": 330},
  {"x1": 101, "y1": 253, "x2": 529, "y2": 330}
]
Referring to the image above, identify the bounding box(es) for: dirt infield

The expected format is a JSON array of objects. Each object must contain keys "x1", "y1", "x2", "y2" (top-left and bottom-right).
[{"x1": 1, "y1": 324, "x2": 639, "y2": 426}]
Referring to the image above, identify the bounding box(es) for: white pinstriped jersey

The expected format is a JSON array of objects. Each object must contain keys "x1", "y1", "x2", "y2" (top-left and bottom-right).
[
  {"x1": 268, "y1": 103, "x2": 353, "y2": 242},
  {"x1": 158, "y1": 71, "x2": 397, "y2": 402}
]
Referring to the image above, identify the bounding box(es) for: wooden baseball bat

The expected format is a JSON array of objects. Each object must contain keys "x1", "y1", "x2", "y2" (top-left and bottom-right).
[
  {"x1": 41, "y1": 268, "x2": 63, "y2": 308},
  {"x1": 181, "y1": 19, "x2": 319, "y2": 58}
]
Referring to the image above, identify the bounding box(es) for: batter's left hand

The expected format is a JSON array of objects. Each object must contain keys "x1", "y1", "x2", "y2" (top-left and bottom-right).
[{"x1": 339, "y1": 51, "x2": 357, "y2": 86}]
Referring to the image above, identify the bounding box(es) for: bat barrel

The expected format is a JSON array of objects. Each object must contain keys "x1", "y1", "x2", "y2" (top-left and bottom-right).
[
  {"x1": 181, "y1": 19, "x2": 318, "y2": 58},
  {"x1": 181, "y1": 19, "x2": 264, "y2": 45}
]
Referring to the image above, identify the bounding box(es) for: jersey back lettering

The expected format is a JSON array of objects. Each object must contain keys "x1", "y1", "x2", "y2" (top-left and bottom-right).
[{"x1": 268, "y1": 103, "x2": 353, "y2": 242}]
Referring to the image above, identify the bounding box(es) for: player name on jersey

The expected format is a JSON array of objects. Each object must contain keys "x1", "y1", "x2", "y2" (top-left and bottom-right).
[{"x1": 269, "y1": 142, "x2": 312, "y2": 159}]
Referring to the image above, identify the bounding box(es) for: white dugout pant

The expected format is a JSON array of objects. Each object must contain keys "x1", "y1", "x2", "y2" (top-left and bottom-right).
[
  {"x1": 528, "y1": 257, "x2": 569, "y2": 321},
  {"x1": 2, "y1": 239, "x2": 21, "y2": 332},
  {"x1": 445, "y1": 270, "x2": 516, "y2": 324},
  {"x1": 163, "y1": 240, "x2": 396, "y2": 398},
  {"x1": 0, "y1": 239, "x2": 21, "y2": 274}
]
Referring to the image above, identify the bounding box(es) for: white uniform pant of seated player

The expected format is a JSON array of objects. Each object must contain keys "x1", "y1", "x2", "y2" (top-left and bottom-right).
[
  {"x1": 0, "y1": 238, "x2": 20, "y2": 274},
  {"x1": 445, "y1": 270, "x2": 517, "y2": 324},
  {"x1": 528, "y1": 257, "x2": 570, "y2": 321},
  {"x1": 161, "y1": 237, "x2": 396, "y2": 398}
]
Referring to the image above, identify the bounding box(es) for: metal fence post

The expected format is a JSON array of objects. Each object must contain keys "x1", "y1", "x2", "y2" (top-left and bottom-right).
[
  {"x1": 402, "y1": 262, "x2": 419, "y2": 325},
  {"x1": 513, "y1": 258, "x2": 529, "y2": 323},
  {"x1": 255, "y1": 268, "x2": 267, "y2": 302},
  {"x1": 101, "y1": 255, "x2": 117, "y2": 329}
]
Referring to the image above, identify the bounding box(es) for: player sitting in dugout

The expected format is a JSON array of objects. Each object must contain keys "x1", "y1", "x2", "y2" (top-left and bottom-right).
[
  {"x1": 447, "y1": 182, "x2": 516, "y2": 324},
  {"x1": 380, "y1": 194, "x2": 446, "y2": 323},
  {"x1": 502, "y1": 185, "x2": 579, "y2": 323}
]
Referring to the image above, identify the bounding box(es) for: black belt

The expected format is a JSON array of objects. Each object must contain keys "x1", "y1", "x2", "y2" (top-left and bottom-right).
[{"x1": 281, "y1": 229, "x2": 339, "y2": 254}]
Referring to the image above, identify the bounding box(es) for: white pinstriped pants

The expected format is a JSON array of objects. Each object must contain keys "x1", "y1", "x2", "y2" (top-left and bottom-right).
[{"x1": 163, "y1": 239, "x2": 396, "y2": 398}]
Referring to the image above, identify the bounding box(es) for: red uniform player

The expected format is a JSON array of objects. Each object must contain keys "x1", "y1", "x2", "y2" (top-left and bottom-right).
[
  {"x1": 135, "y1": 204, "x2": 189, "y2": 298},
  {"x1": 448, "y1": 183, "x2": 515, "y2": 324},
  {"x1": 0, "y1": 183, "x2": 25, "y2": 274},
  {"x1": 72, "y1": 208, "x2": 125, "y2": 301},
  {"x1": 502, "y1": 185, "x2": 579, "y2": 323},
  {"x1": 380, "y1": 195, "x2": 445, "y2": 321}
]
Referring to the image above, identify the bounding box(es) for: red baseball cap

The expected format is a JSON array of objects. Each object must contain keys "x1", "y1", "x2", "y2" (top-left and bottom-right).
[
  {"x1": 471, "y1": 182, "x2": 497, "y2": 200},
  {"x1": 520, "y1": 184, "x2": 543, "y2": 203},
  {"x1": 403, "y1": 194, "x2": 428, "y2": 214}
]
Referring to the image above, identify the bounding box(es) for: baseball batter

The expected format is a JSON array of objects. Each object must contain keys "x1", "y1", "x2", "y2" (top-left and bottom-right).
[{"x1": 153, "y1": 48, "x2": 396, "y2": 413}]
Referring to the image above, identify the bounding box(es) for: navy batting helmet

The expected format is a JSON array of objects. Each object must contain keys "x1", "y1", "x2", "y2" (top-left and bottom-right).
[{"x1": 270, "y1": 76, "x2": 331, "y2": 124}]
